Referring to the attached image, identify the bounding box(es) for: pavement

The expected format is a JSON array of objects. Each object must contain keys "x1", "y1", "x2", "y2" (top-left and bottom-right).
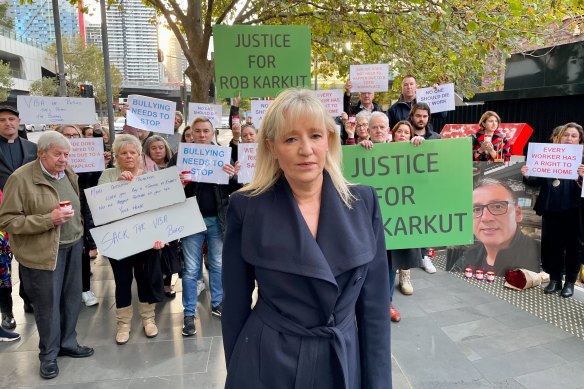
[{"x1": 1, "y1": 253, "x2": 584, "y2": 388}]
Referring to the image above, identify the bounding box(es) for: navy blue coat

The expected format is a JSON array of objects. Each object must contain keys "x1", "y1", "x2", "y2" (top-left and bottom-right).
[{"x1": 222, "y1": 173, "x2": 392, "y2": 389}]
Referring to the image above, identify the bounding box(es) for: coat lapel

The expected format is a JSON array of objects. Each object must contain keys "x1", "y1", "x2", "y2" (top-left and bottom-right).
[{"x1": 241, "y1": 172, "x2": 377, "y2": 284}]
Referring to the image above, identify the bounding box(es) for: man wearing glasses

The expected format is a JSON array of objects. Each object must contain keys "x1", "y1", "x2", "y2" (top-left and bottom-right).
[{"x1": 453, "y1": 178, "x2": 540, "y2": 276}]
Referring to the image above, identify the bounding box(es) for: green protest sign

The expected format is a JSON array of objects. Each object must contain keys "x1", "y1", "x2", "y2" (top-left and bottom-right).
[
  {"x1": 343, "y1": 138, "x2": 474, "y2": 249},
  {"x1": 213, "y1": 25, "x2": 311, "y2": 98}
]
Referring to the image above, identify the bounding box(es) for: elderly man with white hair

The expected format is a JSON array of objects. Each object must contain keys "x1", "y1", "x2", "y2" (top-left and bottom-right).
[{"x1": 0, "y1": 131, "x2": 93, "y2": 380}]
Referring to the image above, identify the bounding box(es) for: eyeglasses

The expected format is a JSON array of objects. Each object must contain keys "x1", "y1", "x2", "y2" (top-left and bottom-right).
[
  {"x1": 473, "y1": 201, "x2": 513, "y2": 218},
  {"x1": 63, "y1": 133, "x2": 80, "y2": 138},
  {"x1": 356, "y1": 124, "x2": 368, "y2": 129}
]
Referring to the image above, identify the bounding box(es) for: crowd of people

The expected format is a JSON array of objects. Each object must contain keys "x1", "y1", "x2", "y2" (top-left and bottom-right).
[{"x1": 0, "y1": 78, "x2": 582, "y2": 387}]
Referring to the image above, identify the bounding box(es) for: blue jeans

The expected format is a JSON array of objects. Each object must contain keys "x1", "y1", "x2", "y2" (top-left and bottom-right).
[{"x1": 182, "y1": 216, "x2": 223, "y2": 316}]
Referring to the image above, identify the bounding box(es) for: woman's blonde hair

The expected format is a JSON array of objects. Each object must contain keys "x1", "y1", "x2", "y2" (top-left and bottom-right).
[{"x1": 244, "y1": 88, "x2": 354, "y2": 207}]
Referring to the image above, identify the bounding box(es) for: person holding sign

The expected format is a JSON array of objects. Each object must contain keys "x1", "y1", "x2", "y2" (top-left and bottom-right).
[
  {"x1": 342, "y1": 80, "x2": 383, "y2": 144},
  {"x1": 0, "y1": 131, "x2": 94, "y2": 379},
  {"x1": 170, "y1": 116, "x2": 240, "y2": 337},
  {"x1": 241, "y1": 124, "x2": 257, "y2": 144},
  {"x1": 98, "y1": 134, "x2": 165, "y2": 344},
  {"x1": 522, "y1": 123, "x2": 584, "y2": 298},
  {"x1": 471, "y1": 111, "x2": 511, "y2": 162},
  {"x1": 222, "y1": 89, "x2": 391, "y2": 388},
  {"x1": 142, "y1": 135, "x2": 181, "y2": 299}
]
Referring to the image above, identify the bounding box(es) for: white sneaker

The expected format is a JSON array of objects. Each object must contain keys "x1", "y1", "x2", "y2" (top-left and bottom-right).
[
  {"x1": 399, "y1": 270, "x2": 414, "y2": 295},
  {"x1": 421, "y1": 256, "x2": 437, "y2": 274},
  {"x1": 197, "y1": 280, "x2": 206, "y2": 296},
  {"x1": 82, "y1": 291, "x2": 99, "y2": 307}
]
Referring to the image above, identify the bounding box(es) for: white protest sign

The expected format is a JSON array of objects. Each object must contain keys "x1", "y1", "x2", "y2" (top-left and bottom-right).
[
  {"x1": 349, "y1": 64, "x2": 389, "y2": 92},
  {"x1": 316, "y1": 89, "x2": 344, "y2": 116},
  {"x1": 250, "y1": 100, "x2": 273, "y2": 129},
  {"x1": 85, "y1": 167, "x2": 185, "y2": 226},
  {"x1": 188, "y1": 103, "x2": 223, "y2": 128},
  {"x1": 238, "y1": 143, "x2": 257, "y2": 184},
  {"x1": 176, "y1": 142, "x2": 231, "y2": 184},
  {"x1": 68, "y1": 138, "x2": 105, "y2": 173},
  {"x1": 90, "y1": 197, "x2": 206, "y2": 260},
  {"x1": 126, "y1": 95, "x2": 176, "y2": 135},
  {"x1": 17, "y1": 96, "x2": 96, "y2": 124},
  {"x1": 526, "y1": 143, "x2": 583, "y2": 181},
  {"x1": 417, "y1": 83, "x2": 455, "y2": 113}
]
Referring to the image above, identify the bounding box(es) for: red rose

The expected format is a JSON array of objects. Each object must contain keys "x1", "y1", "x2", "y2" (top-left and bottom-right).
[{"x1": 505, "y1": 269, "x2": 527, "y2": 289}]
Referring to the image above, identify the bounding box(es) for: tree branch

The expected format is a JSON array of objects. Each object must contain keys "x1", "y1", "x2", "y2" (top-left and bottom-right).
[{"x1": 216, "y1": 0, "x2": 239, "y2": 24}]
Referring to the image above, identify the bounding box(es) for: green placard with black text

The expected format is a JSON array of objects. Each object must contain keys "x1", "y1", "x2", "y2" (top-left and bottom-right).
[
  {"x1": 343, "y1": 138, "x2": 474, "y2": 250},
  {"x1": 213, "y1": 25, "x2": 311, "y2": 98}
]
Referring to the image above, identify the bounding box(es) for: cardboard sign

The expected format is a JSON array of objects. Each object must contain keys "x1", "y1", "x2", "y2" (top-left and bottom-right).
[
  {"x1": 213, "y1": 25, "x2": 311, "y2": 98},
  {"x1": 176, "y1": 142, "x2": 231, "y2": 184},
  {"x1": 316, "y1": 89, "x2": 344, "y2": 116},
  {"x1": 343, "y1": 137, "x2": 474, "y2": 249},
  {"x1": 68, "y1": 138, "x2": 105, "y2": 173},
  {"x1": 126, "y1": 95, "x2": 176, "y2": 135},
  {"x1": 90, "y1": 197, "x2": 206, "y2": 260},
  {"x1": 250, "y1": 100, "x2": 273, "y2": 129},
  {"x1": 85, "y1": 167, "x2": 185, "y2": 226},
  {"x1": 188, "y1": 103, "x2": 222, "y2": 128},
  {"x1": 237, "y1": 143, "x2": 257, "y2": 184},
  {"x1": 349, "y1": 64, "x2": 389, "y2": 92},
  {"x1": 17, "y1": 96, "x2": 96, "y2": 124},
  {"x1": 526, "y1": 143, "x2": 583, "y2": 180},
  {"x1": 417, "y1": 83, "x2": 455, "y2": 113}
]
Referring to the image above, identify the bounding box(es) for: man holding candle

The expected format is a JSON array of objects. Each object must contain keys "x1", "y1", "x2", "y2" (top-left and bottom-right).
[{"x1": 0, "y1": 131, "x2": 93, "y2": 379}]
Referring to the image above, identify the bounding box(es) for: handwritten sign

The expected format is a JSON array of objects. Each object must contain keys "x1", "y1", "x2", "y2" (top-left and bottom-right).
[
  {"x1": 188, "y1": 103, "x2": 222, "y2": 128},
  {"x1": 85, "y1": 167, "x2": 185, "y2": 226},
  {"x1": 526, "y1": 143, "x2": 583, "y2": 180},
  {"x1": 126, "y1": 95, "x2": 176, "y2": 135},
  {"x1": 250, "y1": 100, "x2": 273, "y2": 129},
  {"x1": 17, "y1": 96, "x2": 96, "y2": 124},
  {"x1": 237, "y1": 143, "x2": 257, "y2": 184},
  {"x1": 176, "y1": 143, "x2": 231, "y2": 184},
  {"x1": 68, "y1": 138, "x2": 105, "y2": 173},
  {"x1": 90, "y1": 197, "x2": 206, "y2": 260},
  {"x1": 349, "y1": 64, "x2": 389, "y2": 92},
  {"x1": 315, "y1": 89, "x2": 344, "y2": 116},
  {"x1": 213, "y1": 25, "x2": 311, "y2": 98},
  {"x1": 417, "y1": 83, "x2": 455, "y2": 113}
]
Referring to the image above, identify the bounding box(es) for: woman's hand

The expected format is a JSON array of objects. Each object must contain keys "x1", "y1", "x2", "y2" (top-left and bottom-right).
[
  {"x1": 360, "y1": 140, "x2": 374, "y2": 150},
  {"x1": 341, "y1": 112, "x2": 349, "y2": 123},
  {"x1": 345, "y1": 121, "x2": 356, "y2": 138},
  {"x1": 411, "y1": 135, "x2": 424, "y2": 146},
  {"x1": 104, "y1": 151, "x2": 112, "y2": 165},
  {"x1": 577, "y1": 164, "x2": 584, "y2": 177},
  {"x1": 222, "y1": 163, "x2": 237, "y2": 178},
  {"x1": 118, "y1": 171, "x2": 135, "y2": 181},
  {"x1": 520, "y1": 165, "x2": 529, "y2": 177},
  {"x1": 152, "y1": 240, "x2": 164, "y2": 250}
]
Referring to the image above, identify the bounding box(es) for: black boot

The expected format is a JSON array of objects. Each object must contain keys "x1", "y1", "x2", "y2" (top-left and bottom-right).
[
  {"x1": 561, "y1": 282, "x2": 575, "y2": 298},
  {"x1": 544, "y1": 280, "x2": 562, "y2": 294}
]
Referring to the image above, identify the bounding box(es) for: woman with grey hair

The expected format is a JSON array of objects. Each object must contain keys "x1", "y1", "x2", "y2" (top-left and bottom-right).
[{"x1": 98, "y1": 134, "x2": 165, "y2": 344}]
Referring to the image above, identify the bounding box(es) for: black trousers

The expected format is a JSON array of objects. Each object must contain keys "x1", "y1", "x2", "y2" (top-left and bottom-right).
[
  {"x1": 0, "y1": 286, "x2": 12, "y2": 313},
  {"x1": 21, "y1": 240, "x2": 83, "y2": 361},
  {"x1": 541, "y1": 209, "x2": 583, "y2": 283},
  {"x1": 82, "y1": 246, "x2": 90, "y2": 292},
  {"x1": 109, "y1": 249, "x2": 163, "y2": 308}
]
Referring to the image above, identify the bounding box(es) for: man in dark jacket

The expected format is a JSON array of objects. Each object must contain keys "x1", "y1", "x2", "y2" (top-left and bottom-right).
[
  {"x1": 409, "y1": 103, "x2": 441, "y2": 140},
  {"x1": 388, "y1": 75, "x2": 447, "y2": 131},
  {"x1": 341, "y1": 80, "x2": 383, "y2": 144}
]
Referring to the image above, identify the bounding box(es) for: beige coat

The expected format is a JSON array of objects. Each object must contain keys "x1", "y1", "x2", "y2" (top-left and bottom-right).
[{"x1": 0, "y1": 159, "x2": 79, "y2": 271}]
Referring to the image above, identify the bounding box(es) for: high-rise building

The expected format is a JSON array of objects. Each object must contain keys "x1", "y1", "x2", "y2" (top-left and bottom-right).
[
  {"x1": 9, "y1": 0, "x2": 79, "y2": 47},
  {"x1": 163, "y1": 33, "x2": 186, "y2": 84},
  {"x1": 105, "y1": 0, "x2": 159, "y2": 84},
  {"x1": 85, "y1": 23, "x2": 102, "y2": 50}
]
